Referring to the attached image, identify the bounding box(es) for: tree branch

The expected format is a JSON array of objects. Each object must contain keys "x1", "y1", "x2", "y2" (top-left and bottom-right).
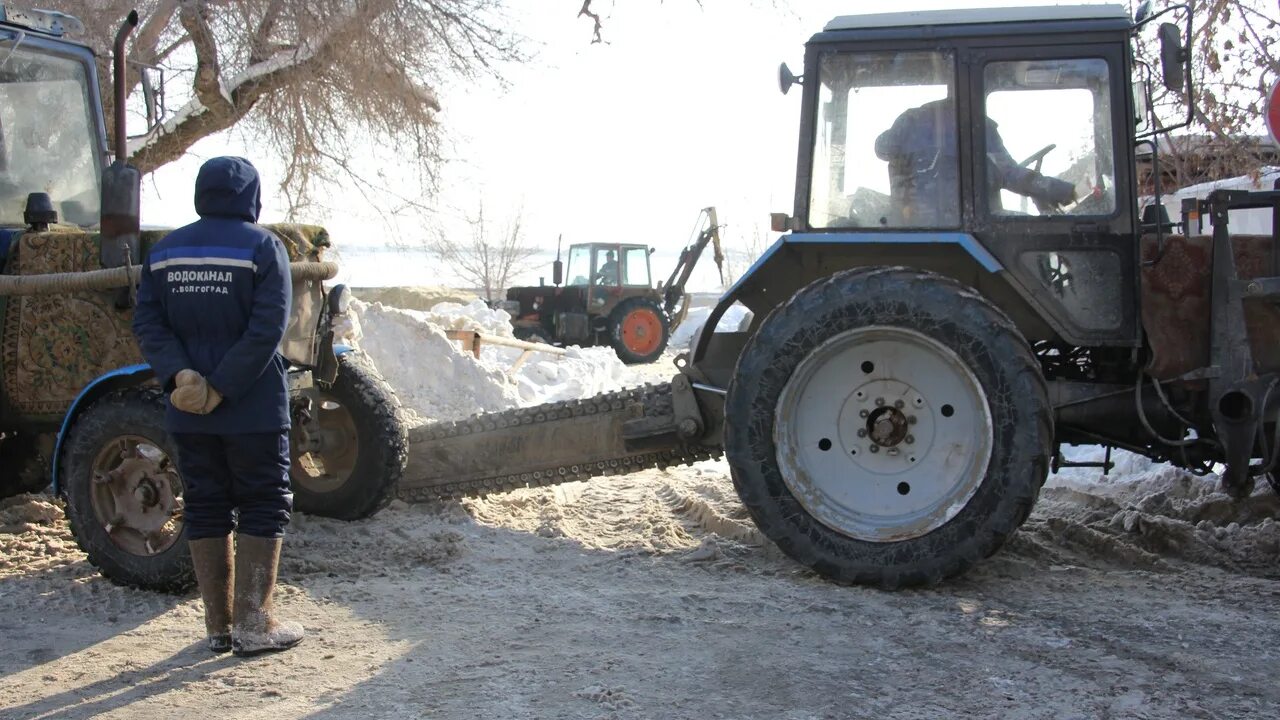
[
  {"x1": 248, "y1": 0, "x2": 286, "y2": 64},
  {"x1": 578, "y1": 0, "x2": 603, "y2": 44},
  {"x1": 134, "y1": 0, "x2": 179, "y2": 63},
  {"x1": 177, "y1": 0, "x2": 234, "y2": 118},
  {"x1": 132, "y1": 2, "x2": 386, "y2": 173}
]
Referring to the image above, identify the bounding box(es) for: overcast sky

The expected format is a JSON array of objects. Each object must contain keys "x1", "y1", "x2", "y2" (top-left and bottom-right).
[{"x1": 138, "y1": 0, "x2": 1127, "y2": 289}]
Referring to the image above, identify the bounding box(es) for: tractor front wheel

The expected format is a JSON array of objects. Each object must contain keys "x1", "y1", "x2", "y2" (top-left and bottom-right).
[
  {"x1": 609, "y1": 297, "x2": 670, "y2": 365},
  {"x1": 289, "y1": 352, "x2": 407, "y2": 520},
  {"x1": 725, "y1": 268, "x2": 1051, "y2": 588},
  {"x1": 61, "y1": 388, "x2": 193, "y2": 591}
]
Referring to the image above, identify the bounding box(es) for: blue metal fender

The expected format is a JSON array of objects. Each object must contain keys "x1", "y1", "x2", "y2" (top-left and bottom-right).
[
  {"x1": 690, "y1": 231, "x2": 1005, "y2": 367},
  {"x1": 51, "y1": 348, "x2": 354, "y2": 492},
  {"x1": 51, "y1": 364, "x2": 154, "y2": 494}
]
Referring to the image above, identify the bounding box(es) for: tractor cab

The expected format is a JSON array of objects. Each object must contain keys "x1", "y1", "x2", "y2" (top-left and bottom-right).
[
  {"x1": 563, "y1": 242, "x2": 653, "y2": 288},
  {"x1": 763, "y1": 4, "x2": 1143, "y2": 352},
  {"x1": 0, "y1": 5, "x2": 106, "y2": 232}
]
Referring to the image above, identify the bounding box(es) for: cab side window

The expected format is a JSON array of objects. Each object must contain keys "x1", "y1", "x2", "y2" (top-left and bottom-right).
[
  {"x1": 622, "y1": 247, "x2": 650, "y2": 286},
  {"x1": 592, "y1": 247, "x2": 620, "y2": 286},
  {"x1": 982, "y1": 58, "x2": 1117, "y2": 217}
]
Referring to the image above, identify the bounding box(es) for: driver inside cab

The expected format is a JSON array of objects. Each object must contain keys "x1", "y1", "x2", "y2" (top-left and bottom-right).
[
  {"x1": 593, "y1": 250, "x2": 619, "y2": 286},
  {"x1": 875, "y1": 97, "x2": 1077, "y2": 226}
]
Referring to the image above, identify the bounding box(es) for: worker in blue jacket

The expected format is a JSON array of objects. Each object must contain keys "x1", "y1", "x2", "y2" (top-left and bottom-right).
[{"x1": 132, "y1": 156, "x2": 303, "y2": 657}]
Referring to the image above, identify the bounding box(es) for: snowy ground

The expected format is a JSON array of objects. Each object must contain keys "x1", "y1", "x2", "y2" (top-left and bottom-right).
[{"x1": 2, "y1": 302, "x2": 1279, "y2": 719}]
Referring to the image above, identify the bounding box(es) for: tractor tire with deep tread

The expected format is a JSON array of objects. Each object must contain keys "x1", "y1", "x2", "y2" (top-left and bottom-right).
[
  {"x1": 61, "y1": 388, "x2": 194, "y2": 592},
  {"x1": 724, "y1": 267, "x2": 1052, "y2": 588},
  {"x1": 609, "y1": 297, "x2": 670, "y2": 365},
  {"x1": 290, "y1": 352, "x2": 407, "y2": 520}
]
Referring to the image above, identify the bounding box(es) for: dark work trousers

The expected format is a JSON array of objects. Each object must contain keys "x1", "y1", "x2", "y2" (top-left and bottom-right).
[{"x1": 172, "y1": 430, "x2": 293, "y2": 540}]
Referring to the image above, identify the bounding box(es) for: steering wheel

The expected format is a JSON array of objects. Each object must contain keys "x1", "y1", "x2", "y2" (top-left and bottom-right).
[{"x1": 1019, "y1": 144, "x2": 1057, "y2": 171}]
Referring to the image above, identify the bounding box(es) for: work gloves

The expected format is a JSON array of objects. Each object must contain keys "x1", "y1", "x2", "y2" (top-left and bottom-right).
[
  {"x1": 171, "y1": 369, "x2": 224, "y2": 415},
  {"x1": 1030, "y1": 176, "x2": 1078, "y2": 214}
]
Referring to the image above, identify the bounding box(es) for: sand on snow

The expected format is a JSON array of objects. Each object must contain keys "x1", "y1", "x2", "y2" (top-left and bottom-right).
[{"x1": 2, "y1": 300, "x2": 1279, "y2": 719}]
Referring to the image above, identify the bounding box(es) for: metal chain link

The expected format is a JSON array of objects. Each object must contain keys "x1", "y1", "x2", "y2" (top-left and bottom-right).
[{"x1": 398, "y1": 384, "x2": 722, "y2": 502}]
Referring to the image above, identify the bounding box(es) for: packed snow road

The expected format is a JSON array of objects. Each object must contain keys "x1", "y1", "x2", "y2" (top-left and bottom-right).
[{"x1": 2, "y1": 299, "x2": 1278, "y2": 719}]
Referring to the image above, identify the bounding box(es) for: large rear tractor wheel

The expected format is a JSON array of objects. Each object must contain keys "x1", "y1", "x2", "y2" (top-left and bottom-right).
[
  {"x1": 725, "y1": 268, "x2": 1051, "y2": 587},
  {"x1": 290, "y1": 352, "x2": 407, "y2": 520},
  {"x1": 61, "y1": 388, "x2": 193, "y2": 591},
  {"x1": 609, "y1": 297, "x2": 670, "y2": 365}
]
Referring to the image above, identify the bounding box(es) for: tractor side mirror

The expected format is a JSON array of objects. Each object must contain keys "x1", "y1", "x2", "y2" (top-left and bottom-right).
[
  {"x1": 138, "y1": 65, "x2": 166, "y2": 133},
  {"x1": 1133, "y1": 79, "x2": 1152, "y2": 134},
  {"x1": 778, "y1": 63, "x2": 802, "y2": 95},
  {"x1": 1158, "y1": 22, "x2": 1187, "y2": 93},
  {"x1": 552, "y1": 258, "x2": 563, "y2": 286}
]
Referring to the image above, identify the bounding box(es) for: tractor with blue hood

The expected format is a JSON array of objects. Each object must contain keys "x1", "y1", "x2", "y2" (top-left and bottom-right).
[
  {"x1": 387, "y1": 1, "x2": 1280, "y2": 588},
  {"x1": 0, "y1": 5, "x2": 407, "y2": 590},
  {"x1": 9, "y1": 1, "x2": 1278, "y2": 593}
]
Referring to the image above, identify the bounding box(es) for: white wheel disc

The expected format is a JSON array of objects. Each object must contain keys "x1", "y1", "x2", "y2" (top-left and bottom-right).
[{"x1": 774, "y1": 326, "x2": 993, "y2": 541}]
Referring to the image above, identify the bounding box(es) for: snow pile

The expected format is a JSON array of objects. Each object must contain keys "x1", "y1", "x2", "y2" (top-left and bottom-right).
[
  {"x1": 344, "y1": 299, "x2": 629, "y2": 423},
  {"x1": 1033, "y1": 445, "x2": 1280, "y2": 577},
  {"x1": 508, "y1": 346, "x2": 628, "y2": 405},
  {"x1": 349, "y1": 301, "x2": 521, "y2": 422},
  {"x1": 0, "y1": 495, "x2": 61, "y2": 531},
  {"x1": 671, "y1": 303, "x2": 753, "y2": 350},
  {"x1": 417, "y1": 300, "x2": 517, "y2": 337}
]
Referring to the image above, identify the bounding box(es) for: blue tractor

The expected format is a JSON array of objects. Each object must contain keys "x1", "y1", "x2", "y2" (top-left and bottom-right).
[
  {"x1": 0, "y1": 6, "x2": 407, "y2": 590},
  {"x1": 397, "y1": 3, "x2": 1280, "y2": 587}
]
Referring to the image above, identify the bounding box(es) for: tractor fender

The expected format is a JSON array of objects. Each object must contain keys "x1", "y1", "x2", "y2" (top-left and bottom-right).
[
  {"x1": 51, "y1": 364, "x2": 154, "y2": 494},
  {"x1": 688, "y1": 232, "x2": 1007, "y2": 376},
  {"x1": 51, "y1": 348, "x2": 359, "y2": 493}
]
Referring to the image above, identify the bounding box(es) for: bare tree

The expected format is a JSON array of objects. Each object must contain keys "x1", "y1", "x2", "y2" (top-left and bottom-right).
[
  {"x1": 722, "y1": 222, "x2": 769, "y2": 288},
  {"x1": 46, "y1": 1, "x2": 518, "y2": 213},
  {"x1": 428, "y1": 202, "x2": 540, "y2": 302},
  {"x1": 1138, "y1": 0, "x2": 1279, "y2": 187}
]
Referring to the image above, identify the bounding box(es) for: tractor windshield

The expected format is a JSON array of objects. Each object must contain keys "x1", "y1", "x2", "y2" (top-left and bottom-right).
[
  {"x1": 809, "y1": 50, "x2": 957, "y2": 230},
  {"x1": 0, "y1": 37, "x2": 101, "y2": 227},
  {"x1": 566, "y1": 245, "x2": 591, "y2": 285}
]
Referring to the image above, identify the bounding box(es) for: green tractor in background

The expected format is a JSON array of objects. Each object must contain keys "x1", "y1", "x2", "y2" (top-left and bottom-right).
[
  {"x1": 501, "y1": 207, "x2": 724, "y2": 364},
  {"x1": 0, "y1": 5, "x2": 407, "y2": 590}
]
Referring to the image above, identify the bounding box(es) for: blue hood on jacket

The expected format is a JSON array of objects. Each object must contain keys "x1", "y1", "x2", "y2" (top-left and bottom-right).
[{"x1": 194, "y1": 156, "x2": 262, "y2": 222}]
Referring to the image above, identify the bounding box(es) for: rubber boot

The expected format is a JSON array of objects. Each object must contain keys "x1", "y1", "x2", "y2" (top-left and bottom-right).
[
  {"x1": 231, "y1": 535, "x2": 304, "y2": 657},
  {"x1": 188, "y1": 536, "x2": 233, "y2": 653}
]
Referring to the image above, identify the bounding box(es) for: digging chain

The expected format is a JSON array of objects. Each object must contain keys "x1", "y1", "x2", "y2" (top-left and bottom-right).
[{"x1": 398, "y1": 384, "x2": 723, "y2": 503}]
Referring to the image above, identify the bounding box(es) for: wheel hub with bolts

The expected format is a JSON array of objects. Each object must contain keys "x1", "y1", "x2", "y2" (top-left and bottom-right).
[
  {"x1": 844, "y1": 382, "x2": 930, "y2": 470},
  {"x1": 90, "y1": 437, "x2": 183, "y2": 556},
  {"x1": 774, "y1": 326, "x2": 993, "y2": 542}
]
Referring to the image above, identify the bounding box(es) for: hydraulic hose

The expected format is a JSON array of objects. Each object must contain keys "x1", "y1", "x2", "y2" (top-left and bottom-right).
[{"x1": 0, "y1": 261, "x2": 339, "y2": 296}]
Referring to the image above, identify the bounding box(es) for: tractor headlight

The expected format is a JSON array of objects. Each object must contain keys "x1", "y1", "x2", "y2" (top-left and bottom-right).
[{"x1": 327, "y1": 284, "x2": 352, "y2": 315}]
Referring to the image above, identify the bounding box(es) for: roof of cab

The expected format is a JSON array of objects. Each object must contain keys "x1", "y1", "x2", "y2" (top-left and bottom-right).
[{"x1": 824, "y1": 4, "x2": 1131, "y2": 32}]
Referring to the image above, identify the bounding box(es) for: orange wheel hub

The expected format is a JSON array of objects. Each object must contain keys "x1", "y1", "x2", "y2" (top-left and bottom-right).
[{"x1": 621, "y1": 308, "x2": 663, "y2": 356}]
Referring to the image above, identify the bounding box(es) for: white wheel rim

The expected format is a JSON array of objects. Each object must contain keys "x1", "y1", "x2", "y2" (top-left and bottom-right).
[{"x1": 774, "y1": 326, "x2": 993, "y2": 542}]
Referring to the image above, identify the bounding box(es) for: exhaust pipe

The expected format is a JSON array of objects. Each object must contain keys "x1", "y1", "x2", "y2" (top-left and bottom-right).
[
  {"x1": 112, "y1": 10, "x2": 139, "y2": 161},
  {"x1": 100, "y1": 9, "x2": 141, "y2": 308}
]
